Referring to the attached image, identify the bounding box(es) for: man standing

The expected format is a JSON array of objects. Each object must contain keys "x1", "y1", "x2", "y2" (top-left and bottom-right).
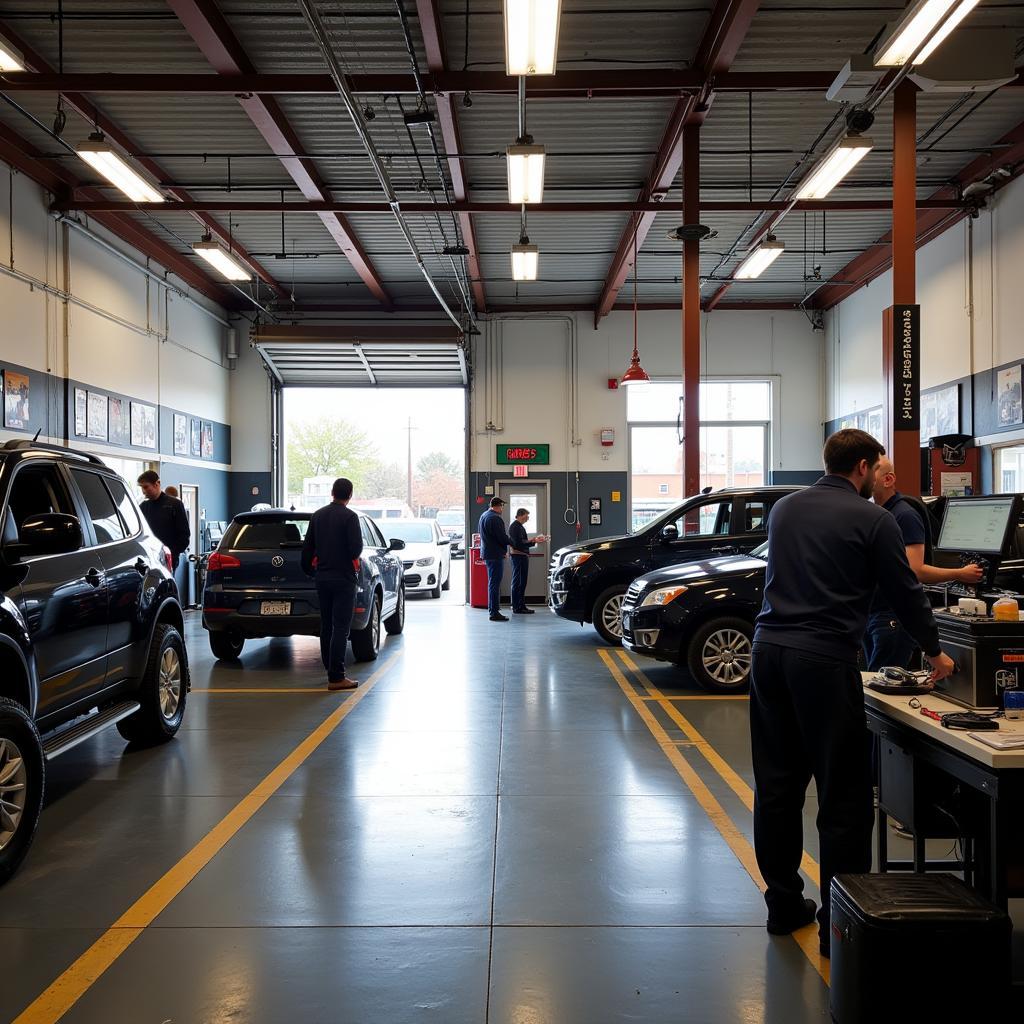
[
  {"x1": 138, "y1": 471, "x2": 190, "y2": 569},
  {"x1": 508, "y1": 508, "x2": 548, "y2": 614},
  {"x1": 865, "y1": 456, "x2": 982, "y2": 670},
  {"x1": 302, "y1": 478, "x2": 363, "y2": 691},
  {"x1": 750, "y1": 430, "x2": 954, "y2": 956},
  {"x1": 478, "y1": 497, "x2": 513, "y2": 622}
]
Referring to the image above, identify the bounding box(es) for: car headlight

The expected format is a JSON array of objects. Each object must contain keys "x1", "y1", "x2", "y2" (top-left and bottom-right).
[
  {"x1": 561, "y1": 552, "x2": 593, "y2": 569},
  {"x1": 640, "y1": 585, "x2": 688, "y2": 608},
  {"x1": 415, "y1": 556, "x2": 435, "y2": 567}
]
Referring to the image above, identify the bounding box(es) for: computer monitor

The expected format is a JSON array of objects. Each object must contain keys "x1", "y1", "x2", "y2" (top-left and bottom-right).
[{"x1": 935, "y1": 496, "x2": 1020, "y2": 555}]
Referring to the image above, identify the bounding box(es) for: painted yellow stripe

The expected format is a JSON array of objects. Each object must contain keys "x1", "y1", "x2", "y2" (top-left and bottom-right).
[
  {"x1": 598, "y1": 649, "x2": 829, "y2": 985},
  {"x1": 191, "y1": 688, "x2": 329, "y2": 694},
  {"x1": 617, "y1": 649, "x2": 822, "y2": 890},
  {"x1": 13, "y1": 651, "x2": 401, "y2": 1024},
  {"x1": 638, "y1": 694, "x2": 749, "y2": 702}
]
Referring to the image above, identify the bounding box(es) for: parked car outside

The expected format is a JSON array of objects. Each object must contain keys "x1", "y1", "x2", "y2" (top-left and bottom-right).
[
  {"x1": 0, "y1": 440, "x2": 188, "y2": 885},
  {"x1": 549, "y1": 486, "x2": 801, "y2": 644},
  {"x1": 436, "y1": 508, "x2": 466, "y2": 558},
  {"x1": 203, "y1": 509, "x2": 405, "y2": 662},
  {"x1": 381, "y1": 519, "x2": 451, "y2": 598}
]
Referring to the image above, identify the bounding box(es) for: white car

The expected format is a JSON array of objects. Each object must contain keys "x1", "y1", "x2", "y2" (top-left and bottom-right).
[
  {"x1": 436, "y1": 508, "x2": 466, "y2": 557},
  {"x1": 382, "y1": 519, "x2": 452, "y2": 598}
]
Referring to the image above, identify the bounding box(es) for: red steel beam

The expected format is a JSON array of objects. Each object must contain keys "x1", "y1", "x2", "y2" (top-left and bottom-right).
[
  {"x1": 414, "y1": 0, "x2": 486, "y2": 312},
  {"x1": 0, "y1": 18, "x2": 285, "y2": 299},
  {"x1": 282, "y1": 301, "x2": 803, "y2": 314},
  {"x1": 166, "y1": 0, "x2": 391, "y2": 306},
  {"x1": 594, "y1": 0, "x2": 762, "y2": 326},
  {"x1": 0, "y1": 120, "x2": 237, "y2": 306},
  {"x1": 682, "y1": 124, "x2": 701, "y2": 496}
]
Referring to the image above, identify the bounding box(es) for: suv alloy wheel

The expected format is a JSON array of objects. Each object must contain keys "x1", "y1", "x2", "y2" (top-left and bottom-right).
[{"x1": 0, "y1": 698, "x2": 45, "y2": 885}]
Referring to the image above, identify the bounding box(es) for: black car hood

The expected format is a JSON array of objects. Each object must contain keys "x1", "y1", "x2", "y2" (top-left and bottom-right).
[
  {"x1": 634, "y1": 553, "x2": 766, "y2": 588},
  {"x1": 554, "y1": 533, "x2": 637, "y2": 558}
]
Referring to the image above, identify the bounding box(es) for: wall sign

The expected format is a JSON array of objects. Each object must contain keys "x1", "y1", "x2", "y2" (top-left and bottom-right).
[
  {"x1": 496, "y1": 443, "x2": 549, "y2": 465},
  {"x1": 894, "y1": 304, "x2": 920, "y2": 431},
  {"x1": 513, "y1": 465, "x2": 529, "y2": 478}
]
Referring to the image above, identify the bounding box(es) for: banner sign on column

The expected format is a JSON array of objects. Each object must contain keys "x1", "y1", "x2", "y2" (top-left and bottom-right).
[{"x1": 894, "y1": 304, "x2": 920, "y2": 431}]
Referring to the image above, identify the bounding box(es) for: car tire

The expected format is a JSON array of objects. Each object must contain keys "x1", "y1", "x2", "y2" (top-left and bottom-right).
[
  {"x1": 592, "y1": 585, "x2": 629, "y2": 646},
  {"x1": 686, "y1": 617, "x2": 753, "y2": 693},
  {"x1": 431, "y1": 576, "x2": 442, "y2": 599},
  {"x1": 442, "y1": 565, "x2": 451, "y2": 591},
  {"x1": 351, "y1": 593, "x2": 382, "y2": 661},
  {"x1": 117, "y1": 624, "x2": 188, "y2": 745},
  {"x1": 209, "y1": 630, "x2": 245, "y2": 661},
  {"x1": 0, "y1": 697, "x2": 45, "y2": 887},
  {"x1": 384, "y1": 586, "x2": 405, "y2": 636}
]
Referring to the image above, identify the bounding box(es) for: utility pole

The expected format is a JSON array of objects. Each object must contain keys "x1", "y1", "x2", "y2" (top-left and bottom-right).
[{"x1": 406, "y1": 416, "x2": 414, "y2": 513}]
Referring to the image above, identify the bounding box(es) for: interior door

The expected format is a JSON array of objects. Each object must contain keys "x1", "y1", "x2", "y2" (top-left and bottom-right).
[
  {"x1": 179, "y1": 484, "x2": 199, "y2": 605},
  {"x1": 497, "y1": 481, "x2": 549, "y2": 604}
]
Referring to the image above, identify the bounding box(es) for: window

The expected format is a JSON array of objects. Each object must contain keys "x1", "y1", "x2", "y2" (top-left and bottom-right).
[
  {"x1": 227, "y1": 518, "x2": 309, "y2": 550},
  {"x1": 995, "y1": 446, "x2": 1024, "y2": 494},
  {"x1": 669, "y1": 499, "x2": 732, "y2": 538},
  {"x1": 367, "y1": 519, "x2": 387, "y2": 548},
  {"x1": 105, "y1": 478, "x2": 142, "y2": 536},
  {"x1": 658, "y1": 483, "x2": 669, "y2": 495},
  {"x1": 72, "y1": 469, "x2": 126, "y2": 545},
  {"x1": 4, "y1": 463, "x2": 75, "y2": 540},
  {"x1": 742, "y1": 499, "x2": 770, "y2": 533}
]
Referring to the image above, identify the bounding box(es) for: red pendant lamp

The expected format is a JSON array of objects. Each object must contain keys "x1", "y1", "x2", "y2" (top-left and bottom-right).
[{"x1": 620, "y1": 229, "x2": 651, "y2": 386}]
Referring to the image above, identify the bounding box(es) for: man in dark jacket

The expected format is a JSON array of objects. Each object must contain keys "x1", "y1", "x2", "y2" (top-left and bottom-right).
[
  {"x1": 138, "y1": 471, "x2": 190, "y2": 569},
  {"x1": 508, "y1": 507, "x2": 548, "y2": 614},
  {"x1": 301, "y1": 477, "x2": 363, "y2": 691},
  {"x1": 478, "y1": 496, "x2": 512, "y2": 621},
  {"x1": 750, "y1": 429, "x2": 954, "y2": 957}
]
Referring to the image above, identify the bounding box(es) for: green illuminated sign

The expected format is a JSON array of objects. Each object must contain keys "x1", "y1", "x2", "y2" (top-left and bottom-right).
[{"x1": 496, "y1": 443, "x2": 550, "y2": 465}]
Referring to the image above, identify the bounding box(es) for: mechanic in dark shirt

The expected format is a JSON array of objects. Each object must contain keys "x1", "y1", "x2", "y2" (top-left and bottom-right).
[
  {"x1": 508, "y1": 507, "x2": 548, "y2": 615},
  {"x1": 137, "y1": 471, "x2": 190, "y2": 569},
  {"x1": 750, "y1": 430, "x2": 955, "y2": 957},
  {"x1": 301, "y1": 477, "x2": 363, "y2": 691},
  {"x1": 864, "y1": 455, "x2": 983, "y2": 671},
  {"x1": 478, "y1": 497, "x2": 512, "y2": 621}
]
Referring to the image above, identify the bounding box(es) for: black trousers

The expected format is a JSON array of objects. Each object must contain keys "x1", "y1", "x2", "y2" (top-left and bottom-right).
[
  {"x1": 749, "y1": 642, "x2": 873, "y2": 938},
  {"x1": 316, "y1": 576, "x2": 357, "y2": 682},
  {"x1": 510, "y1": 554, "x2": 529, "y2": 611}
]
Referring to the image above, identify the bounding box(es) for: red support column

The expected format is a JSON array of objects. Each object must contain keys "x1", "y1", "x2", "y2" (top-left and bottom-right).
[
  {"x1": 683, "y1": 124, "x2": 702, "y2": 497},
  {"x1": 884, "y1": 82, "x2": 921, "y2": 495}
]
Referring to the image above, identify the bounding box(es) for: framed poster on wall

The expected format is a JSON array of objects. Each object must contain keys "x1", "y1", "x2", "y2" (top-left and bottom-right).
[
  {"x1": 74, "y1": 388, "x2": 87, "y2": 437},
  {"x1": 3, "y1": 370, "x2": 30, "y2": 429},
  {"x1": 87, "y1": 391, "x2": 108, "y2": 441},
  {"x1": 997, "y1": 366, "x2": 1022, "y2": 426},
  {"x1": 130, "y1": 402, "x2": 157, "y2": 449},
  {"x1": 108, "y1": 397, "x2": 129, "y2": 446},
  {"x1": 201, "y1": 421, "x2": 214, "y2": 459},
  {"x1": 190, "y1": 417, "x2": 202, "y2": 456},
  {"x1": 173, "y1": 413, "x2": 188, "y2": 456}
]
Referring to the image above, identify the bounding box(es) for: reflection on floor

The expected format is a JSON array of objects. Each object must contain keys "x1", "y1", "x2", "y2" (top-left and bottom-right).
[{"x1": 1, "y1": 580, "x2": 1019, "y2": 1021}]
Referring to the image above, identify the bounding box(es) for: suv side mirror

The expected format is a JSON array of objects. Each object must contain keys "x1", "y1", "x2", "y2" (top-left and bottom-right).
[
  {"x1": 388, "y1": 538, "x2": 406, "y2": 551},
  {"x1": 438, "y1": 537, "x2": 450, "y2": 546},
  {"x1": 18, "y1": 513, "x2": 83, "y2": 556},
  {"x1": 659, "y1": 524, "x2": 679, "y2": 543}
]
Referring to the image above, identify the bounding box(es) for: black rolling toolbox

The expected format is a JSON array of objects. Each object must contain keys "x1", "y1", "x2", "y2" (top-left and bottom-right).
[{"x1": 830, "y1": 873, "x2": 1010, "y2": 1023}]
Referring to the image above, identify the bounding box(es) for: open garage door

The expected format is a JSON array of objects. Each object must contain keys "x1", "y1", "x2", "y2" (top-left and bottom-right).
[{"x1": 253, "y1": 325, "x2": 467, "y2": 388}]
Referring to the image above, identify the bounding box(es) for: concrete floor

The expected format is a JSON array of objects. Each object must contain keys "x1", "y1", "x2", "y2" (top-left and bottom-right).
[{"x1": 1, "y1": 576, "x2": 1019, "y2": 1022}]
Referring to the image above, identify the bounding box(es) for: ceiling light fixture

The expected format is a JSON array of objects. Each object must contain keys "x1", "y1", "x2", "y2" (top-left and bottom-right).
[
  {"x1": 193, "y1": 237, "x2": 252, "y2": 281},
  {"x1": 0, "y1": 32, "x2": 26, "y2": 71},
  {"x1": 511, "y1": 237, "x2": 539, "y2": 281},
  {"x1": 504, "y1": 0, "x2": 562, "y2": 75},
  {"x1": 506, "y1": 141, "x2": 546, "y2": 204},
  {"x1": 620, "y1": 232, "x2": 650, "y2": 386},
  {"x1": 874, "y1": 0, "x2": 980, "y2": 67},
  {"x1": 794, "y1": 134, "x2": 874, "y2": 200},
  {"x1": 734, "y1": 237, "x2": 785, "y2": 280},
  {"x1": 75, "y1": 132, "x2": 164, "y2": 203}
]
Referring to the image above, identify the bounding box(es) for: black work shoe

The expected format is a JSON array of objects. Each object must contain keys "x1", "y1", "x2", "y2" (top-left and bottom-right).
[
  {"x1": 513, "y1": 607, "x2": 535, "y2": 614},
  {"x1": 766, "y1": 898, "x2": 817, "y2": 936},
  {"x1": 489, "y1": 613, "x2": 509, "y2": 622}
]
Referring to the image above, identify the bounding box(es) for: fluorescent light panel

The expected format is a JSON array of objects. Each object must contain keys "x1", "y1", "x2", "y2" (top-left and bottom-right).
[
  {"x1": 511, "y1": 242, "x2": 539, "y2": 281},
  {"x1": 874, "y1": 0, "x2": 980, "y2": 67},
  {"x1": 794, "y1": 135, "x2": 874, "y2": 200},
  {"x1": 504, "y1": 0, "x2": 561, "y2": 75},
  {"x1": 0, "y1": 33, "x2": 26, "y2": 71},
  {"x1": 193, "y1": 240, "x2": 252, "y2": 282},
  {"x1": 506, "y1": 144, "x2": 546, "y2": 204},
  {"x1": 76, "y1": 138, "x2": 164, "y2": 203},
  {"x1": 734, "y1": 240, "x2": 784, "y2": 280}
]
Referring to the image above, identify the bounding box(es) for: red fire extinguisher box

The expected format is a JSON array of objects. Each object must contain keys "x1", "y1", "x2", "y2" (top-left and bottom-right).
[{"x1": 469, "y1": 533, "x2": 490, "y2": 609}]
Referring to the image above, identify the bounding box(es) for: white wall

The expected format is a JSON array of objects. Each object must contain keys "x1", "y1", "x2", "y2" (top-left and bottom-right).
[{"x1": 825, "y1": 173, "x2": 1024, "y2": 421}]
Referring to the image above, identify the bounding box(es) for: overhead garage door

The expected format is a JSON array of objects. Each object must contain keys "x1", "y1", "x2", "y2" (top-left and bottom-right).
[{"x1": 252, "y1": 325, "x2": 468, "y2": 387}]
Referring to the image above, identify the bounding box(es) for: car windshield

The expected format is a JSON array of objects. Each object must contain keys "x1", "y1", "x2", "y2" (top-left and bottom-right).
[
  {"x1": 751, "y1": 541, "x2": 768, "y2": 559},
  {"x1": 387, "y1": 523, "x2": 434, "y2": 544},
  {"x1": 436, "y1": 512, "x2": 463, "y2": 527},
  {"x1": 227, "y1": 518, "x2": 309, "y2": 549}
]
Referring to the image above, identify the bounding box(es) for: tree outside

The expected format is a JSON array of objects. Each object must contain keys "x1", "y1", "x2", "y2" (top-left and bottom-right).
[{"x1": 286, "y1": 416, "x2": 377, "y2": 494}]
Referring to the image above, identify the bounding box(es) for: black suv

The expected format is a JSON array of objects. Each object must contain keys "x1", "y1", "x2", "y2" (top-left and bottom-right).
[
  {"x1": 0, "y1": 441, "x2": 188, "y2": 884},
  {"x1": 203, "y1": 509, "x2": 406, "y2": 662},
  {"x1": 549, "y1": 486, "x2": 800, "y2": 643}
]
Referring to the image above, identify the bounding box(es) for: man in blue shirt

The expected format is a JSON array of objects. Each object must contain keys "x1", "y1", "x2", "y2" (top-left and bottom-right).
[
  {"x1": 865, "y1": 455, "x2": 983, "y2": 670},
  {"x1": 478, "y1": 496, "x2": 513, "y2": 621}
]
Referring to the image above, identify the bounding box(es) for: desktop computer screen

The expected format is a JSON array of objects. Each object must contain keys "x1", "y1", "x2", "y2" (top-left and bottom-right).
[{"x1": 936, "y1": 496, "x2": 1017, "y2": 554}]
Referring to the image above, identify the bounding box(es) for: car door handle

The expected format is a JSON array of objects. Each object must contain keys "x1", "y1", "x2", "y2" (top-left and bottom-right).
[
  {"x1": 85, "y1": 567, "x2": 105, "y2": 587},
  {"x1": 134, "y1": 558, "x2": 148, "y2": 576}
]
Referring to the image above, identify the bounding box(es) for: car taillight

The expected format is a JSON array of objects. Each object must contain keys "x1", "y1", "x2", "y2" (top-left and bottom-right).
[{"x1": 207, "y1": 551, "x2": 241, "y2": 571}]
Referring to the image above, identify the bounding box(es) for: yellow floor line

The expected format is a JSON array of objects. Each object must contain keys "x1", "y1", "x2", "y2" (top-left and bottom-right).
[
  {"x1": 617, "y1": 650, "x2": 822, "y2": 890},
  {"x1": 13, "y1": 650, "x2": 402, "y2": 1024},
  {"x1": 191, "y1": 688, "x2": 330, "y2": 694},
  {"x1": 598, "y1": 649, "x2": 829, "y2": 985},
  {"x1": 638, "y1": 694, "x2": 749, "y2": 701}
]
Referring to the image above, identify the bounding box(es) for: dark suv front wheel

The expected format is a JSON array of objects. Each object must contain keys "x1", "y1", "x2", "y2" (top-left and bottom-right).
[
  {"x1": 0, "y1": 697, "x2": 45, "y2": 886},
  {"x1": 351, "y1": 593, "x2": 382, "y2": 661},
  {"x1": 117, "y1": 624, "x2": 188, "y2": 744}
]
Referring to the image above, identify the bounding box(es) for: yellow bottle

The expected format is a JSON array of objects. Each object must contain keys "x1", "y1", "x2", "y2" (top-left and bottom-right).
[{"x1": 993, "y1": 596, "x2": 1019, "y2": 621}]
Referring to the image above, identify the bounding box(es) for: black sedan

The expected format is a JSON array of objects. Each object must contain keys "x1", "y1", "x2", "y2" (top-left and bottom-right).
[
  {"x1": 202, "y1": 510, "x2": 406, "y2": 662},
  {"x1": 620, "y1": 546, "x2": 768, "y2": 693}
]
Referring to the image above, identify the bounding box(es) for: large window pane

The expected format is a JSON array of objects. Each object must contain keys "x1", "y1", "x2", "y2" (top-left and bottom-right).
[
  {"x1": 996, "y1": 446, "x2": 1024, "y2": 493},
  {"x1": 627, "y1": 380, "x2": 771, "y2": 423},
  {"x1": 699, "y1": 426, "x2": 767, "y2": 489},
  {"x1": 630, "y1": 426, "x2": 682, "y2": 531}
]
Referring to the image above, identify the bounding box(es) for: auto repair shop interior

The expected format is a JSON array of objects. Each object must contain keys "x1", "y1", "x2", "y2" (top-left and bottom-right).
[{"x1": 2, "y1": 2, "x2": 1024, "y2": 1022}]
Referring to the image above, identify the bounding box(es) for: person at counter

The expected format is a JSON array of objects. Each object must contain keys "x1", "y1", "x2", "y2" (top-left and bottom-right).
[
  {"x1": 865, "y1": 456, "x2": 983, "y2": 671},
  {"x1": 509, "y1": 508, "x2": 548, "y2": 615},
  {"x1": 750, "y1": 429, "x2": 955, "y2": 958}
]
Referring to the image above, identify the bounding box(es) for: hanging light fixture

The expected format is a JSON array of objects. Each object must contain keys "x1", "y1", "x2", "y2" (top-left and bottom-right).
[
  {"x1": 874, "y1": 0, "x2": 980, "y2": 67},
  {"x1": 620, "y1": 232, "x2": 650, "y2": 386},
  {"x1": 75, "y1": 132, "x2": 164, "y2": 203},
  {"x1": 506, "y1": 142, "x2": 546, "y2": 204},
  {"x1": 0, "y1": 32, "x2": 26, "y2": 71},
  {"x1": 193, "y1": 236, "x2": 252, "y2": 281},
  {"x1": 794, "y1": 134, "x2": 874, "y2": 200},
  {"x1": 504, "y1": 0, "x2": 562, "y2": 76},
  {"x1": 734, "y1": 237, "x2": 785, "y2": 280},
  {"x1": 511, "y1": 237, "x2": 539, "y2": 281}
]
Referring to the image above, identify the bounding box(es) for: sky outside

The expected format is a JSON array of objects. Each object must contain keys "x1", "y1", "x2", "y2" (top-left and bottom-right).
[{"x1": 283, "y1": 388, "x2": 466, "y2": 470}]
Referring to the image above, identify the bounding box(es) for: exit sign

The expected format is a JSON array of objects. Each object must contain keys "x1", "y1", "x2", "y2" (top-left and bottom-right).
[
  {"x1": 496, "y1": 443, "x2": 549, "y2": 465},
  {"x1": 513, "y1": 465, "x2": 529, "y2": 478}
]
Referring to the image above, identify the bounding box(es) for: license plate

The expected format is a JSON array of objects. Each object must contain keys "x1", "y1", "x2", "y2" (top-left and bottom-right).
[{"x1": 260, "y1": 601, "x2": 291, "y2": 616}]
